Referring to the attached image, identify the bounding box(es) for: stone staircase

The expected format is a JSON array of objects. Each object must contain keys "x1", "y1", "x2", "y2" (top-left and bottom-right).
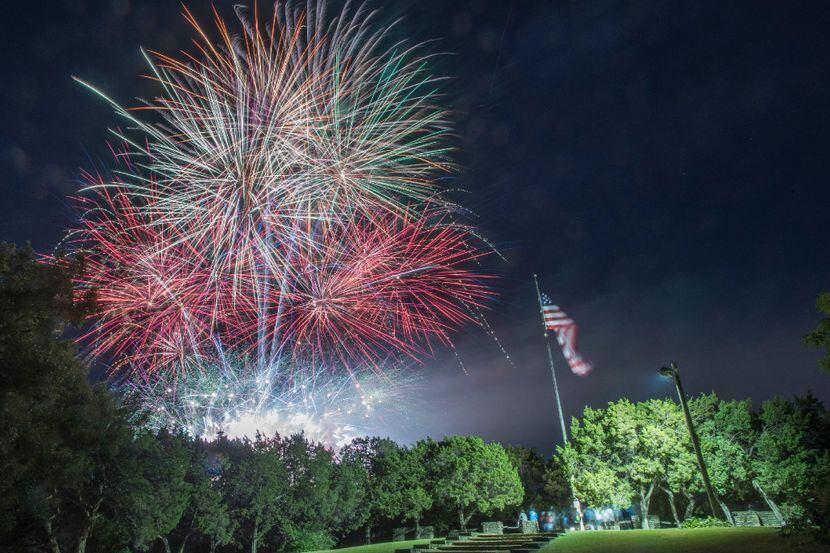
[{"x1": 396, "y1": 532, "x2": 559, "y2": 553}]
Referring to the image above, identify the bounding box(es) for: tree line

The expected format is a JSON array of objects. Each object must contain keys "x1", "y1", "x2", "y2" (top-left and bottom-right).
[
  {"x1": 559, "y1": 394, "x2": 830, "y2": 534},
  {"x1": 0, "y1": 245, "x2": 531, "y2": 553},
  {"x1": 2, "y1": 242, "x2": 828, "y2": 551}
]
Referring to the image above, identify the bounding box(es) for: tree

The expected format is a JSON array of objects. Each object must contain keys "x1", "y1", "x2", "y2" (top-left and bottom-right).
[
  {"x1": 388, "y1": 441, "x2": 434, "y2": 534},
  {"x1": 505, "y1": 445, "x2": 548, "y2": 508},
  {"x1": 753, "y1": 394, "x2": 829, "y2": 525},
  {"x1": 191, "y1": 463, "x2": 236, "y2": 553},
  {"x1": 0, "y1": 244, "x2": 161, "y2": 553},
  {"x1": 159, "y1": 439, "x2": 234, "y2": 553},
  {"x1": 23, "y1": 385, "x2": 154, "y2": 553},
  {"x1": 541, "y1": 458, "x2": 571, "y2": 510},
  {"x1": 219, "y1": 434, "x2": 287, "y2": 553},
  {"x1": 557, "y1": 406, "x2": 632, "y2": 516},
  {"x1": 329, "y1": 454, "x2": 370, "y2": 540},
  {"x1": 430, "y1": 436, "x2": 523, "y2": 530},
  {"x1": 339, "y1": 437, "x2": 400, "y2": 544},
  {"x1": 270, "y1": 433, "x2": 338, "y2": 552},
  {"x1": 124, "y1": 430, "x2": 191, "y2": 553},
  {"x1": 0, "y1": 243, "x2": 96, "y2": 549},
  {"x1": 559, "y1": 399, "x2": 685, "y2": 529},
  {"x1": 647, "y1": 399, "x2": 694, "y2": 527},
  {"x1": 0, "y1": 243, "x2": 203, "y2": 553},
  {"x1": 804, "y1": 292, "x2": 830, "y2": 373},
  {"x1": 691, "y1": 395, "x2": 755, "y2": 523},
  {"x1": 558, "y1": 443, "x2": 630, "y2": 515},
  {"x1": 662, "y1": 413, "x2": 701, "y2": 522}
]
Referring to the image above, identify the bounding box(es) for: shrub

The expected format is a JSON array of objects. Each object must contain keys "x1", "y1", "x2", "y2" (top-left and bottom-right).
[
  {"x1": 281, "y1": 528, "x2": 335, "y2": 552},
  {"x1": 680, "y1": 516, "x2": 730, "y2": 528}
]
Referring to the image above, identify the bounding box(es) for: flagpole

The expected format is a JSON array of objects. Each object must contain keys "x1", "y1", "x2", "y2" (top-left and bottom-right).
[
  {"x1": 533, "y1": 275, "x2": 569, "y2": 443},
  {"x1": 532, "y1": 274, "x2": 585, "y2": 531}
]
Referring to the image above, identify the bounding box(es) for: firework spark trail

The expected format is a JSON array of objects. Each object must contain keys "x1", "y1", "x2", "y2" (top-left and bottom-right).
[
  {"x1": 124, "y1": 356, "x2": 416, "y2": 447},
  {"x1": 65, "y1": 1, "x2": 496, "y2": 444}
]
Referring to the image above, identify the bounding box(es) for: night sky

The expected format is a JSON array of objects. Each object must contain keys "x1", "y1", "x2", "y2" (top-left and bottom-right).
[{"x1": 2, "y1": 1, "x2": 829, "y2": 452}]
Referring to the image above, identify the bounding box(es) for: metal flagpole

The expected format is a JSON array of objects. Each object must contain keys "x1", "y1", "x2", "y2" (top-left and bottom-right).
[
  {"x1": 532, "y1": 274, "x2": 584, "y2": 531},
  {"x1": 533, "y1": 275, "x2": 568, "y2": 443}
]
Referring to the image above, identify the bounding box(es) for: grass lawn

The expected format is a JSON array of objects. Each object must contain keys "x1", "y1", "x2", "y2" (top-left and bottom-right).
[
  {"x1": 541, "y1": 527, "x2": 825, "y2": 553},
  {"x1": 310, "y1": 538, "x2": 435, "y2": 553}
]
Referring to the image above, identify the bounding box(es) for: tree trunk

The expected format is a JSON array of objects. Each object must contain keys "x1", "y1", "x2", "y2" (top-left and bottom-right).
[
  {"x1": 44, "y1": 516, "x2": 62, "y2": 553},
  {"x1": 209, "y1": 537, "x2": 218, "y2": 553},
  {"x1": 458, "y1": 508, "x2": 466, "y2": 531},
  {"x1": 75, "y1": 525, "x2": 90, "y2": 553},
  {"x1": 683, "y1": 492, "x2": 697, "y2": 520},
  {"x1": 639, "y1": 481, "x2": 656, "y2": 529},
  {"x1": 639, "y1": 498, "x2": 649, "y2": 529},
  {"x1": 415, "y1": 518, "x2": 421, "y2": 537},
  {"x1": 251, "y1": 521, "x2": 259, "y2": 553},
  {"x1": 365, "y1": 523, "x2": 372, "y2": 545},
  {"x1": 160, "y1": 536, "x2": 172, "y2": 553},
  {"x1": 76, "y1": 514, "x2": 98, "y2": 553},
  {"x1": 718, "y1": 499, "x2": 734, "y2": 526},
  {"x1": 752, "y1": 479, "x2": 784, "y2": 526},
  {"x1": 661, "y1": 487, "x2": 681, "y2": 527},
  {"x1": 176, "y1": 516, "x2": 194, "y2": 553},
  {"x1": 76, "y1": 494, "x2": 102, "y2": 553}
]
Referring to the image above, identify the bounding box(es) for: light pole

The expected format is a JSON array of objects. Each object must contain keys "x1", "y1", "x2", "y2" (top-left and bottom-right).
[{"x1": 658, "y1": 362, "x2": 722, "y2": 520}]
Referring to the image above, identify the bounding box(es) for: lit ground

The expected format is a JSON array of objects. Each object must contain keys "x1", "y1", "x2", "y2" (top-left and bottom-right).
[
  {"x1": 311, "y1": 529, "x2": 827, "y2": 553},
  {"x1": 540, "y1": 527, "x2": 824, "y2": 553},
  {"x1": 311, "y1": 538, "x2": 435, "y2": 553}
]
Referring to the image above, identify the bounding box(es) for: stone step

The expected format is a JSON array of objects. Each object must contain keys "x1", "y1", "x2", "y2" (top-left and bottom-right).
[
  {"x1": 464, "y1": 541, "x2": 533, "y2": 545},
  {"x1": 440, "y1": 545, "x2": 543, "y2": 551},
  {"x1": 478, "y1": 536, "x2": 548, "y2": 540},
  {"x1": 445, "y1": 541, "x2": 538, "y2": 546},
  {"x1": 446, "y1": 547, "x2": 538, "y2": 553},
  {"x1": 466, "y1": 542, "x2": 539, "y2": 545},
  {"x1": 461, "y1": 541, "x2": 544, "y2": 546},
  {"x1": 450, "y1": 545, "x2": 543, "y2": 549},
  {"x1": 470, "y1": 537, "x2": 541, "y2": 542},
  {"x1": 463, "y1": 539, "x2": 541, "y2": 543}
]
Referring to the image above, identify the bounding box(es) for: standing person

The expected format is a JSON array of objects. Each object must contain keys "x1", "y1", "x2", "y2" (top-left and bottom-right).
[
  {"x1": 528, "y1": 506, "x2": 539, "y2": 532},
  {"x1": 518, "y1": 510, "x2": 528, "y2": 526},
  {"x1": 542, "y1": 510, "x2": 555, "y2": 532}
]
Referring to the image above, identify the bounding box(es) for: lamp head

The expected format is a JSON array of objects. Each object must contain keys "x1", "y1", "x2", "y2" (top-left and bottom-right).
[{"x1": 658, "y1": 366, "x2": 675, "y2": 378}]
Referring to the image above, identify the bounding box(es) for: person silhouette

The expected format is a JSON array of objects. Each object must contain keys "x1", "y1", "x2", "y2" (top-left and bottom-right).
[{"x1": 528, "y1": 506, "x2": 538, "y2": 522}]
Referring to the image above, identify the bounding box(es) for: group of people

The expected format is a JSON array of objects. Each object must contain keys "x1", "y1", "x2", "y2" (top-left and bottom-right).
[
  {"x1": 518, "y1": 505, "x2": 625, "y2": 532},
  {"x1": 517, "y1": 507, "x2": 558, "y2": 532}
]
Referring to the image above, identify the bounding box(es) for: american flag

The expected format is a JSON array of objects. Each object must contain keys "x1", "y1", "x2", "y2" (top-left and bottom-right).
[{"x1": 540, "y1": 294, "x2": 592, "y2": 376}]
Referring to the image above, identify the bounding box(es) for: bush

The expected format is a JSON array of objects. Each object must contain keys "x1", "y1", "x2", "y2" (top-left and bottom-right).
[
  {"x1": 781, "y1": 458, "x2": 830, "y2": 542},
  {"x1": 281, "y1": 528, "x2": 335, "y2": 552},
  {"x1": 681, "y1": 516, "x2": 731, "y2": 528},
  {"x1": 812, "y1": 464, "x2": 830, "y2": 542},
  {"x1": 779, "y1": 503, "x2": 809, "y2": 538}
]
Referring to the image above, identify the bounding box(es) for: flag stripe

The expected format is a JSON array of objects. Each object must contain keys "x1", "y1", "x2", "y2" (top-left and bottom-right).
[{"x1": 540, "y1": 294, "x2": 592, "y2": 376}]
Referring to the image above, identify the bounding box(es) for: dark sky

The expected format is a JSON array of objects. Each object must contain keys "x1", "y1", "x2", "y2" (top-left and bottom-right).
[{"x1": 2, "y1": 1, "x2": 829, "y2": 452}]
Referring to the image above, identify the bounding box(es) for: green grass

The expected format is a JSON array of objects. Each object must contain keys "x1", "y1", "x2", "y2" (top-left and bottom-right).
[
  {"x1": 310, "y1": 538, "x2": 435, "y2": 553},
  {"x1": 541, "y1": 527, "x2": 825, "y2": 553}
]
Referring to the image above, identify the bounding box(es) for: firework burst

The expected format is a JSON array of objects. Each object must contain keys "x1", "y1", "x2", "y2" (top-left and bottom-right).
[{"x1": 65, "y1": 1, "x2": 495, "y2": 444}]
